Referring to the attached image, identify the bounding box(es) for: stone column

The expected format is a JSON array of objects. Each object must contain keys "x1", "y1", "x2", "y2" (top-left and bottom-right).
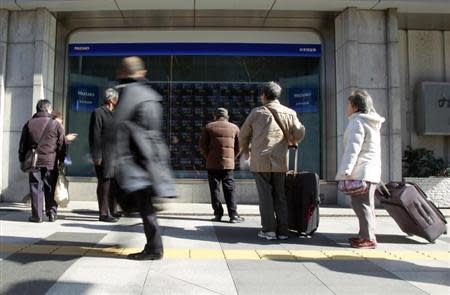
[
  {"x1": 335, "y1": 8, "x2": 402, "y2": 206},
  {"x1": 1, "y1": 9, "x2": 56, "y2": 201},
  {"x1": 0, "y1": 10, "x2": 8, "y2": 199}
]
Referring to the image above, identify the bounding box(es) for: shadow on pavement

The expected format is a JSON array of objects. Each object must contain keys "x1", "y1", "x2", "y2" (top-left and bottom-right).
[
  {"x1": 1, "y1": 279, "x2": 93, "y2": 295},
  {"x1": 257, "y1": 256, "x2": 450, "y2": 288}
]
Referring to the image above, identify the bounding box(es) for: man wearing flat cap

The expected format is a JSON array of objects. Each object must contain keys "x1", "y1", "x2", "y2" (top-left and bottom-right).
[{"x1": 199, "y1": 107, "x2": 244, "y2": 223}]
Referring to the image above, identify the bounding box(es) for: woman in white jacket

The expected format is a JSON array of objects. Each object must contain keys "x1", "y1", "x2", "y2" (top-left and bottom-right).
[{"x1": 336, "y1": 90, "x2": 385, "y2": 249}]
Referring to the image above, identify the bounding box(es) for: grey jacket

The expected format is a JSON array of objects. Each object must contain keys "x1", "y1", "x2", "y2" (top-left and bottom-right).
[{"x1": 114, "y1": 78, "x2": 176, "y2": 197}]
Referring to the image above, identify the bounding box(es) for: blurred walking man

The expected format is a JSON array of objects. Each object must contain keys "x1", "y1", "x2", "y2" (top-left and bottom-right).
[{"x1": 114, "y1": 56, "x2": 176, "y2": 260}]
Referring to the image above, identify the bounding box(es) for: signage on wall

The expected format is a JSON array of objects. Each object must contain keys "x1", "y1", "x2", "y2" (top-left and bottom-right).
[
  {"x1": 68, "y1": 43, "x2": 321, "y2": 58},
  {"x1": 70, "y1": 85, "x2": 99, "y2": 112},
  {"x1": 288, "y1": 88, "x2": 318, "y2": 113},
  {"x1": 416, "y1": 82, "x2": 450, "y2": 135}
]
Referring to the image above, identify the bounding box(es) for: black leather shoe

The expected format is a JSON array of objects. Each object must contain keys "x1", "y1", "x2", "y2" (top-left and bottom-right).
[
  {"x1": 99, "y1": 216, "x2": 119, "y2": 223},
  {"x1": 111, "y1": 212, "x2": 122, "y2": 218},
  {"x1": 128, "y1": 250, "x2": 163, "y2": 260},
  {"x1": 48, "y1": 214, "x2": 57, "y2": 222},
  {"x1": 211, "y1": 215, "x2": 222, "y2": 222},
  {"x1": 230, "y1": 216, "x2": 245, "y2": 223},
  {"x1": 28, "y1": 216, "x2": 43, "y2": 223}
]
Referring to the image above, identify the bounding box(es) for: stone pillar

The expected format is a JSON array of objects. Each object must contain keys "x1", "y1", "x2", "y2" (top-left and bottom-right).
[
  {"x1": 0, "y1": 10, "x2": 8, "y2": 199},
  {"x1": 335, "y1": 8, "x2": 402, "y2": 206},
  {"x1": 1, "y1": 9, "x2": 56, "y2": 201}
]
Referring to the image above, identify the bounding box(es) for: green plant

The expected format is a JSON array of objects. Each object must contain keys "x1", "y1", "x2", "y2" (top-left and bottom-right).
[{"x1": 403, "y1": 146, "x2": 449, "y2": 177}]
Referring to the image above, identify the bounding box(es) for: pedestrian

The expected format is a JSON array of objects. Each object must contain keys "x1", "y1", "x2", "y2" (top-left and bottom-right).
[
  {"x1": 88, "y1": 88, "x2": 121, "y2": 223},
  {"x1": 19, "y1": 99, "x2": 66, "y2": 222},
  {"x1": 336, "y1": 89, "x2": 385, "y2": 249},
  {"x1": 114, "y1": 56, "x2": 176, "y2": 260},
  {"x1": 239, "y1": 81, "x2": 305, "y2": 240},
  {"x1": 199, "y1": 107, "x2": 244, "y2": 223}
]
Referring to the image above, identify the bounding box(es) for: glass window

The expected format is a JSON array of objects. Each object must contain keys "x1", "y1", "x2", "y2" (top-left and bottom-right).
[{"x1": 66, "y1": 43, "x2": 321, "y2": 178}]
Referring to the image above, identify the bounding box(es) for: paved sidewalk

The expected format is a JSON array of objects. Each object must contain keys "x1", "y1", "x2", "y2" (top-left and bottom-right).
[{"x1": 0, "y1": 202, "x2": 449, "y2": 295}]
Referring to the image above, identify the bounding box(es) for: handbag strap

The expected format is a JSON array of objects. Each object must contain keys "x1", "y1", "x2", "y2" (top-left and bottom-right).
[
  {"x1": 33, "y1": 118, "x2": 53, "y2": 152},
  {"x1": 264, "y1": 106, "x2": 297, "y2": 148}
]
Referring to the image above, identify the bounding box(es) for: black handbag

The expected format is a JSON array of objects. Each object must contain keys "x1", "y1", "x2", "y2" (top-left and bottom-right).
[{"x1": 20, "y1": 119, "x2": 53, "y2": 173}]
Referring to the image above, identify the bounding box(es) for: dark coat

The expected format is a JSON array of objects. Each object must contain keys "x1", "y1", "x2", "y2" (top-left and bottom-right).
[
  {"x1": 114, "y1": 78, "x2": 176, "y2": 198},
  {"x1": 199, "y1": 119, "x2": 240, "y2": 170},
  {"x1": 89, "y1": 105, "x2": 116, "y2": 178},
  {"x1": 19, "y1": 112, "x2": 66, "y2": 169}
]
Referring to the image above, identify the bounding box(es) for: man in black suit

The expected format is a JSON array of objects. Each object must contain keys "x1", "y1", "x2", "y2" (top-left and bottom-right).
[{"x1": 89, "y1": 88, "x2": 120, "y2": 222}]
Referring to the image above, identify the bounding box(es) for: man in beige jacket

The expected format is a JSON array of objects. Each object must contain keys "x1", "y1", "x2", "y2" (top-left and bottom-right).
[{"x1": 240, "y1": 81, "x2": 305, "y2": 240}]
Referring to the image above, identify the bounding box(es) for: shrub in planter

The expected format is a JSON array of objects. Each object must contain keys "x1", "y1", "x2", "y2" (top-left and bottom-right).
[
  {"x1": 403, "y1": 146, "x2": 450, "y2": 208},
  {"x1": 403, "y1": 146, "x2": 449, "y2": 177}
]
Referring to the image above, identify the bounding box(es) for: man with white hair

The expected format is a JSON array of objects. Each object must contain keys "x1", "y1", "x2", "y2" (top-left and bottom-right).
[
  {"x1": 89, "y1": 88, "x2": 120, "y2": 222},
  {"x1": 240, "y1": 81, "x2": 305, "y2": 240}
]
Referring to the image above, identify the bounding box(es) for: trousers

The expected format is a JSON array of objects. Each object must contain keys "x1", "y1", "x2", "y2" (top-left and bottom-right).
[
  {"x1": 29, "y1": 167, "x2": 58, "y2": 219},
  {"x1": 207, "y1": 170, "x2": 238, "y2": 218},
  {"x1": 132, "y1": 187, "x2": 163, "y2": 252},
  {"x1": 95, "y1": 165, "x2": 118, "y2": 217},
  {"x1": 253, "y1": 172, "x2": 288, "y2": 235},
  {"x1": 350, "y1": 184, "x2": 377, "y2": 240}
]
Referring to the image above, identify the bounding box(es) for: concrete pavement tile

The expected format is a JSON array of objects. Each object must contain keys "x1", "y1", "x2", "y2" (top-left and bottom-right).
[
  {"x1": 149, "y1": 259, "x2": 236, "y2": 295},
  {"x1": 0, "y1": 254, "x2": 80, "y2": 295},
  {"x1": 143, "y1": 270, "x2": 230, "y2": 295},
  {"x1": 223, "y1": 250, "x2": 260, "y2": 260},
  {"x1": 322, "y1": 250, "x2": 364, "y2": 260},
  {"x1": 256, "y1": 249, "x2": 295, "y2": 260},
  {"x1": 190, "y1": 249, "x2": 224, "y2": 259},
  {"x1": 289, "y1": 250, "x2": 328, "y2": 260},
  {"x1": 392, "y1": 271, "x2": 450, "y2": 295},
  {"x1": 308, "y1": 270, "x2": 428, "y2": 295},
  {"x1": 370, "y1": 259, "x2": 450, "y2": 272},
  {"x1": 228, "y1": 261, "x2": 333, "y2": 295},
  {"x1": 164, "y1": 249, "x2": 190, "y2": 259},
  {"x1": 47, "y1": 282, "x2": 143, "y2": 295},
  {"x1": 302, "y1": 259, "x2": 388, "y2": 273},
  {"x1": 52, "y1": 246, "x2": 89, "y2": 256},
  {"x1": 56, "y1": 256, "x2": 152, "y2": 286}
]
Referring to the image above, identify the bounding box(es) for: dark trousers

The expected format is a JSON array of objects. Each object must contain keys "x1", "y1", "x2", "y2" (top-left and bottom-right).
[
  {"x1": 253, "y1": 172, "x2": 288, "y2": 235},
  {"x1": 132, "y1": 188, "x2": 163, "y2": 252},
  {"x1": 94, "y1": 165, "x2": 118, "y2": 217},
  {"x1": 29, "y1": 167, "x2": 58, "y2": 219},
  {"x1": 207, "y1": 170, "x2": 238, "y2": 218}
]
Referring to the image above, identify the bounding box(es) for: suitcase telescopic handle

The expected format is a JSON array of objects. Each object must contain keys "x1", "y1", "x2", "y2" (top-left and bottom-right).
[{"x1": 288, "y1": 146, "x2": 298, "y2": 172}]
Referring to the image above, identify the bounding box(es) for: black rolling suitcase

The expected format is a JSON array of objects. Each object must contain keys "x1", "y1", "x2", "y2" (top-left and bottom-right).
[
  {"x1": 376, "y1": 182, "x2": 447, "y2": 243},
  {"x1": 285, "y1": 147, "x2": 320, "y2": 237}
]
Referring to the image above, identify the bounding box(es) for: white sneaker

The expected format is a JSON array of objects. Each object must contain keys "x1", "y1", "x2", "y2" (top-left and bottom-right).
[{"x1": 257, "y1": 230, "x2": 277, "y2": 240}]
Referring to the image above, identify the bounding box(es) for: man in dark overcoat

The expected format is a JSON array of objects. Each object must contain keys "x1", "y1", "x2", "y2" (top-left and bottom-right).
[
  {"x1": 114, "y1": 56, "x2": 176, "y2": 260},
  {"x1": 19, "y1": 99, "x2": 66, "y2": 222},
  {"x1": 89, "y1": 88, "x2": 120, "y2": 222}
]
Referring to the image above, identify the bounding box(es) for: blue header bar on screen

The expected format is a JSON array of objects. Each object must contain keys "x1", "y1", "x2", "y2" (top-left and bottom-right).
[{"x1": 68, "y1": 43, "x2": 321, "y2": 57}]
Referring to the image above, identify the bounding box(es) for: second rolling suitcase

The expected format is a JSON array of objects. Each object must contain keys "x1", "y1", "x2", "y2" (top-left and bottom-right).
[
  {"x1": 376, "y1": 182, "x2": 447, "y2": 243},
  {"x1": 285, "y1": 148, "x2": 320, "y2": 237}
]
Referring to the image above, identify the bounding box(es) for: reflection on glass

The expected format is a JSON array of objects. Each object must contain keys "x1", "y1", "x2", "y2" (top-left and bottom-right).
[{"x1": 67, "y1": 55, "x2": 321, "y2": 178}]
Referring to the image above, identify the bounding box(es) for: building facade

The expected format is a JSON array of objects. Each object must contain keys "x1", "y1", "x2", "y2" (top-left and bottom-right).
[{"x1": 1, "y1": 0, "x2": 449, "y2": 206}]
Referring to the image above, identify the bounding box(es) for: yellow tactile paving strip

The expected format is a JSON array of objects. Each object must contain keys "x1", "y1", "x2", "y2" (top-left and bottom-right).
[{"x1": 1, "y1": 243, "x2": 449, "y2": 262}]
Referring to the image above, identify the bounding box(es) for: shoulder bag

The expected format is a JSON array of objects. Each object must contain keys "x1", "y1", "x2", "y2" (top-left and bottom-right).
[{"x1": 20, "y1": 119, "x2": 53, "y2": 173}]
